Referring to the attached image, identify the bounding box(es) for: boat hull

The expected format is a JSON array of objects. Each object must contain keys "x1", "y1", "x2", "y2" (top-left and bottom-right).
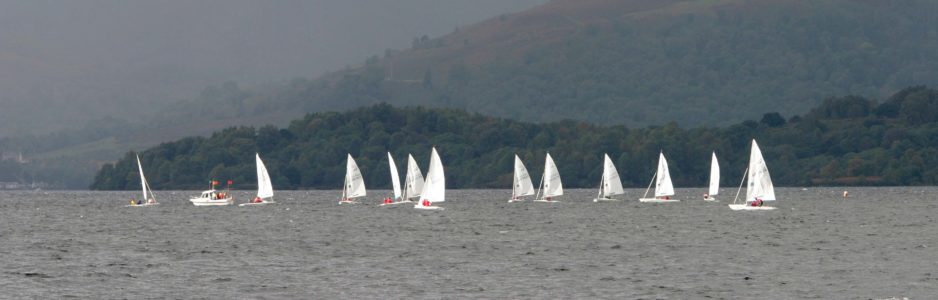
[
  {"x1": 379, "y1": 201, "x2": 411, "y2": 206},
  {"x1": 703, "y1": 197, "x2": 718, "y2": 202},
  {"x1": 593, "y1": 198, "x2": 619, "y2": 202},
  {"x1": 639, "y1": 198, "x2": 680, "y2": 203},
  {"x1": 190, "y1": 198, "x2": 233, "y2": 206},
  {"x1": 238, "y1": 201, "x2": 275, "y2": 207},
  {"x1": 728, "y1": 204, "x2": 777, "y2": 211},
  {"x1": 533, "y1": 199, "x2": 561, "y2": 203},
  {"x1": 338, "y1": 200, "x2": 359, "y2": 205},
  {"x1": 125, "y1": 203, "x2": 159, "y2": 207},
  {"x1": 414, "y1": 205, "x2": 444, "y2": 210}
]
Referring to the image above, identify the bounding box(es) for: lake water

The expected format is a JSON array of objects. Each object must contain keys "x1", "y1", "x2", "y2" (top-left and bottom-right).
[{"x1": 0, "y1": 187, "x2": 934, "y2": 298}]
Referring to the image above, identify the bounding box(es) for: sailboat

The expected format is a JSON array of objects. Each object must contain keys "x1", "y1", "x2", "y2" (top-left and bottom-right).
[
  {"x1": 729, "y1": 140, "x2": 777, "y2": 211},
  {"x1": 340, "y1": 154, "x2": 367, "y2": 204},
  {"x1": 704, "y1": 152, "x2": 719, "y2": 201},
  {"x1": 639, "y1": 152, "x2": 680, "y2": 202},
  {"x1": 128, "y1": 154, "x2": 159, "y2": 207},
  {"x1": 533, "y1": 153, "x2": 563, "y2": 202},
  {"x1": 380, "y1": 152, "x2": 409, "y2": 206},
  {"x1": 401, "y1": 154, "x2": 425, "y2": 203},
  {"x1": 508, "y1": 155, "x2": 535, "y2": 202},
  {"x1": 415, "y1": 147, "x2": 444, "y2": 210},
  {"x1": 240, "y1": 153, "x2": 275, "y2": 206},
  {"x1": 594, "y1": 153, "x2": 625, "y2": 202}
]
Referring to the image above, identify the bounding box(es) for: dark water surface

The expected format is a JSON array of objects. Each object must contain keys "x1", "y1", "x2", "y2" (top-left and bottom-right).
[{"x1": 0, "y1": 187, "x2": 935, "y2": 299}]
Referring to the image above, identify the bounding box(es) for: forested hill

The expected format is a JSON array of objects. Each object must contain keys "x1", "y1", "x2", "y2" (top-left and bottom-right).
[
  {"x1": 13, "y1": 0, "x2": 938, "y2": 189},
  {"x1": 91, "y1": 86, "x2": 938, "y2": 190},
  {"x1": 275, "y1": 0, "x2": 938, "y2": 127}
]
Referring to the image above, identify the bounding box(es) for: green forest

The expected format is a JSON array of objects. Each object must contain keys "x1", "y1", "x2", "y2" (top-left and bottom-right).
[{"x1": 91, "y1": 86, "x2": 938, "y2": 191}]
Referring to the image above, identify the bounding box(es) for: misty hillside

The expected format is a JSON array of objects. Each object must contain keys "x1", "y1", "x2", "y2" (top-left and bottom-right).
[
  {"x1": 0, "y1": 0, "x2": 545, "y2": 137},
  {"x1": 282, "y1": 0, "x2": 938, "y2": 127}
]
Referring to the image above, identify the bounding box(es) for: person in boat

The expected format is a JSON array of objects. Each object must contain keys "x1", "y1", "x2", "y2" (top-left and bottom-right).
[
  {"x1": 136, "y1": 198, "x2": 143, "y2": 205},
  {"x1": 703, "y1": 193, "x2": 709, "y2": 200},
  {"x1": 751, "y1": 197, "x2": 764, "y2": 207},
  {"x1": 253, "y1": 197, "x2": 263, "y2": 203},
  {"x1": 384, "y1": 197, "x2": 392, "y2": 204},
  {"x1": 147, "y1": 198, "x2": 155, "y2": 204},
  {"x1": 130, "y1": 198, "x2": 136, "y2": 206},
  {"x1": 422, "y1": 199, "x2": 431, "y2": 207}
]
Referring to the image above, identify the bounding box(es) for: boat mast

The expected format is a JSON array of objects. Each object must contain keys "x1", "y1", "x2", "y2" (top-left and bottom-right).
[
  {"x1": 642, "y1": 170, "x2": 657, "y2": 199},
  {"x1": 511, "y1": 169, "x2": 517, "y2": 200},
  {"x1": 402, "y1": 180, "x2": 408, "y2": 201},
  {"x1": 596, "y1": 171, "x2": 605, "y2": 200},
  {"x1": 341, "y1": 173, "x2": 348, "y2": 202},
  {"x1": 145, "y1": 178, "x2": 155, "y2": 202},
  {"x1": 534, "y1": 169, "x2": 546, "y2": 201},
  {"x1": 733, "y1": 167, "x2": 749, "y2": 204}
]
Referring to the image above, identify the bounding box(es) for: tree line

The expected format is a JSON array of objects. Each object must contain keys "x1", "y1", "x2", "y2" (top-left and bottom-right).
[{"x1": 91, "y1": 86, "x2": 938, "y2": 190}]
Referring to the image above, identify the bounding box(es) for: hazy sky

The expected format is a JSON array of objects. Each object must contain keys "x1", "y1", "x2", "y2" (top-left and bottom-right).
[{"x1": 0, "y1": 0, "x2": 546, "y2": 135}]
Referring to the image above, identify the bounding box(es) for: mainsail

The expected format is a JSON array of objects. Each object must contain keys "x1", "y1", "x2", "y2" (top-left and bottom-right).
[
  {"x1": 746, "y1": 140, "x2": 776, "y2": 201},
  {"x1": 404, "y1": 154, "x2": 425, "y2": 200},
  {"x1": 419, "y1": 147, "x2": 445, "y2": 203},
  {"x1": 708, "y1": 152, "x2": 719, "y2": 196},
  {"x1": 601, "y1": 154, "x2": 625, "y2": 198},
  {"x1": 136, "y1": 155, "x2": 155, "y2": 202},
  {"x1": 387, "y1": 152, "x2": 402, "y2": 199},
  {"x1": 654, "y1": 152, "x2": 675, "y2": 197},
  {"x1": 256, "y1": 153, "x2": 274, "y2": 199},
  {"x1": 542, "y1": 153, "x2": 564, "y2": 197},
  {"x1": 512, "y1": 155, "x2": 535, "y2": 198},
  {"x1": 344, "y1": 154, "x2": 367, "y2": 199}
]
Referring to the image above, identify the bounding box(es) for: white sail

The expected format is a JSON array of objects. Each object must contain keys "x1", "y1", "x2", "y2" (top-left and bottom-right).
[
  {"x1": 419, "y1": 147, "x2": 445, "y2": 203},
  {"x1": 708, "y1": 152, "x2": 720, "y2": 196},
  {"x1": 746, "y1": 140, "x2": 776, "y2": 201},
  {"x1": 387, "y1": 152, "x2": 402, "y2": 199},
  {"x1": 345, "y1": 154, "x2": 367, "y2": 199},
  {"x1": 136, "y1": 155, "x2": 154, "y2": 202},
  {"x1": 513, "y1": 155, "x2": 535, "y2": 198},
  {"x1": 542, "y1": 153, "x2": 564, "y2": 197},
  {"x1": 601, "y1": 154, "x2": 625, "y2": 197},
  {"x1": 654, "y1": 152, "x2": 675, "y2": 197},
  {"x1": 256, "y1": 153, "x2": 274, "y2": 199},
  {"x1": 404, "y1": 154, "x2": 425, "y2": 200}
]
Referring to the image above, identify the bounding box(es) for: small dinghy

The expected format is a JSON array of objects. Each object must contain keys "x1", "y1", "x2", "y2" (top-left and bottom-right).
[
  {"x1": 340, "y1": 154, "x2": 366, "y2": 205},
  {"x1": 639, "y1": 152, "x2": 680, "y2": 203},
  {"x1": 508, "y1": 155, "x2": 535, "y2": 203},
  {"x1": 533, "y1": 153, "x2": 563, "y2": 203},
  {"x1": 594, "y1": 153, "x2": 624, "y2": 202},
  {"x1": 127, "y1": 154, "x2": 159, "y2": 207},
  {"x1": 402, "y1": 154, "x2": 425, "y2": 202},
  {"x1": 240, "y1": 153, "x2": 276, "y2": 206},
  {"x1": 414, "y1": 147, "x2": 445, "y2": 210},
  {"x1": 704, "y1": 152, "x2": 719, "y2": 202},
  {"x1": 380, "y1": 152, "x2": 409, "y2": 206},
  {"x1": 729, "y1": 140, "x2": 778, "y2": 211}
]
